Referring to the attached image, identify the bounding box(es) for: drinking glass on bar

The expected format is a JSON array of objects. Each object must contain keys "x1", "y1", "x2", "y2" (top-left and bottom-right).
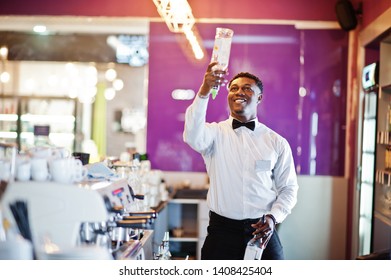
[{"x1": 0, "y1": 143, "x2": 17, "y2": 183}]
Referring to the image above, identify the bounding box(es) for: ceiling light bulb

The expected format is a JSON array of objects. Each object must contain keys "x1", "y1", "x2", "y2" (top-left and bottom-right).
[
  {"x1": 153, "y1": 0, "x2": 195, "y2": 33},
  {"x1": 33, "y1": 25, "x2": 47, "y2": 33},
  {"x1": 104, "y1": 87, "x2": 116, "y2": 100},
  {"x1": 113, "y1": 79, "x2": 124, "y2": 91},
  {"x1": 105, "y1": 68, "x2": 117, "y2": 81},
  {"x1": 0, "y1": 46, "x2": 8, "y2": 59},
  {"x1": 184, "y1": 27, "x2": 205, "y2": 60},
  {"x1": 0, "y1": 71, "x2": 10, "y2": 83},
  {"x1": 86, "y1": 87, "x2": 97, "y2": 98},
  {"x1": 68, "y1": 88, "x2": 78, "y2": 99}
]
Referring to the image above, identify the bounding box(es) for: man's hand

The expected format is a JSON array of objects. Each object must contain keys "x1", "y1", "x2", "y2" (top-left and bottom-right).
[
  {"x1": 250, "y1": 215, "x2": 276, "y2": 243},
  {"x1": 198, "y1": 62, "x2": 227, "y2": 97}
]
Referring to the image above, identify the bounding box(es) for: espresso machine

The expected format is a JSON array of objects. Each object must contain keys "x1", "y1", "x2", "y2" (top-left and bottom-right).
[
  {"x1": 1, "y1": 178, "x2": 155, "y2": 260},
  {"x1": 79, "y1": 177, "x2": 156, "y2": 259}
]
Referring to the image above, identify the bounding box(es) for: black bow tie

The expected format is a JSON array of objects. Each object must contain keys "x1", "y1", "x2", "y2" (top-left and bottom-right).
[{"x1": 232, "y1": 119, "x2": 255, "y2": 131}]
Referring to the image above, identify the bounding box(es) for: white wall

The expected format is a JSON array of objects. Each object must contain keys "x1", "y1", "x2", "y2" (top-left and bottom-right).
[{"x1": 279, "y1": 175, "x2": 348, "y2": 259}]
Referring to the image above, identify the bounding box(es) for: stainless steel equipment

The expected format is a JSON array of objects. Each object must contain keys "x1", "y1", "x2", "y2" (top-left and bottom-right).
[
  {"x1": 1, "y1": 180, "x2": 111, "y2": 259},
  {"x1": 79, "y1": 178, "x2": 156, "y2": 259},
  {"x1": 1, "y1": 177, "x2": 155, "y2": 260}
]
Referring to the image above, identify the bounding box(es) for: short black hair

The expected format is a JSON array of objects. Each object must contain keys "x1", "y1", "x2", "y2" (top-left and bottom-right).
[{"x1": 228, "y1": 72, "x2": 263, "y2": 93}]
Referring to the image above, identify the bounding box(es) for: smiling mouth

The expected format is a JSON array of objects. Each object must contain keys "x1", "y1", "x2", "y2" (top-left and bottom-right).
[{"x1": 234, "y1": 99, "x2": 246, "y2": 104}]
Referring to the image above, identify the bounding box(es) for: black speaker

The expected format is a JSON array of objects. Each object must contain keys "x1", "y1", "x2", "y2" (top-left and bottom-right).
[{"x1": 335, "y1": 0, "x2": 358, "y2": 31}]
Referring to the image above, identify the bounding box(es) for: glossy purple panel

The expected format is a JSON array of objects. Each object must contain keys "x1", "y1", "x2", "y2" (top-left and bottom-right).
[{"x1": 147, "y1": 23, "x2": 348, "y2": 175}]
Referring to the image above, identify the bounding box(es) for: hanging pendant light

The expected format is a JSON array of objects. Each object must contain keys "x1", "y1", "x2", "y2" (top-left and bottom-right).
[{"x1": 153, "y1": 0, "x2": 195, "y2": 33}]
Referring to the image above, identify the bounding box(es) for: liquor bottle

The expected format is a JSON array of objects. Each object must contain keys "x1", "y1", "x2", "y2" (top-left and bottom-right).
[
  {"x1": 160, "y1": 231, "x2": 172, "y2": 260},
  {"x1": 388, "y1": 104, "x2": 391, "y2": 144},
  {"x1": 210, "y1": 27, "x2": 234, "y2": 99}
]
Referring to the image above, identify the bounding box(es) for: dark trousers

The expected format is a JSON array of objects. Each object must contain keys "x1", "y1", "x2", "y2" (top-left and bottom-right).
[{"x1": 201, "y1": 211, "x2": 284, "y2": 260}]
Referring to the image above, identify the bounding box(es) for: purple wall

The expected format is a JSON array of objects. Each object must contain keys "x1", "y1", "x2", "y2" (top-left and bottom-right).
[{"x1": 147, "y1": 23, "x2": 348, "y2": 175}]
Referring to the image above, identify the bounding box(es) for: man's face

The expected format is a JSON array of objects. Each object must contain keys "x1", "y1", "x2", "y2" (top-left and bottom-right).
[{"x1": 227, "y1": 77, "x2": 262, "y2": 122}]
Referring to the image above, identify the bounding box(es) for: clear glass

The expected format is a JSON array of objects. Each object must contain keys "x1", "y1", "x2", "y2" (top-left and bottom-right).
[{"x1": 0, "y1": 143, "x2": 17, "y2": 183}]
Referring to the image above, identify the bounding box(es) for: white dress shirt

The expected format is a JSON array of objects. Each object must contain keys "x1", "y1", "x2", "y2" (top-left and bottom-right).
[{"x1": 183, "y1": 95, "x2": 299, "y2": 223}]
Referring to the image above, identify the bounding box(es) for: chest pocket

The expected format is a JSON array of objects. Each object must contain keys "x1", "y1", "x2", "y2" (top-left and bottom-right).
[{"x1": 255, "y1": 160, "x2": 272, "y2": 172}]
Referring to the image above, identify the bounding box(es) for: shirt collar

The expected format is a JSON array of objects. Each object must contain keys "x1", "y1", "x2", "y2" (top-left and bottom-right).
[{"x1": 229, "y1": 116, "x2": 259, "y2": 126}]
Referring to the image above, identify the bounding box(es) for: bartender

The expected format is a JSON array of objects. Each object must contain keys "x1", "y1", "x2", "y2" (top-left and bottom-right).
[{"x1": 183, "y1": 62, "x2": 299, "y2": 260}]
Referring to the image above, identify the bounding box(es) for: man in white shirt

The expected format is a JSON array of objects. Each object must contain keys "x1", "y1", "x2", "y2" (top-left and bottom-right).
[{"x1": 183, "y1": 62, "x2": 299, "y2": 260}]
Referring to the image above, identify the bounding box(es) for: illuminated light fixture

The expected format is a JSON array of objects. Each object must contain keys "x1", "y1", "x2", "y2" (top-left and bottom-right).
[
  {"x1": 171, "y1": 89, "x2": 195, "y2": 100},
  {"x1": 0, "y1": 114, "x2": 18, "y2": 121},
  {"x1": 33, "y1": 25, "x2": 47, "y2": 33},
  {"x1": 0, "y1": 46, "x2": 10, "y2": 84},
  {"x1": 0, "y1": 46, "x2": 8, "y2": 59},
  {"x1": 153, "y1": 0, "x2": 195, "y2": 33},
  {"x1": 68, "y1": 88, "x2": 78, "y2": 99},
  {"x1": 153, "y1": 0, "x2": 205, "y2": 60},
  {"x1": 299, "y1": 86, "x2": 307, "y2": 97},
  {"x1": 104, "y1": 87, "x2": 116, "y2": 100},
  {"x1": 20, "y1": 115, "x2": 75, "y2": 123},
  {"x1": 105, "y1": 68, "x2": 117, "y2": 81},
  {"x1": 0, "y1": 71, "x2": 10, "y2": 83},
  {"x1": 184, "y1": 27, "x2": 205, "y2": 60},
  {"x1": 113, "y1": 79, "x2": 124, "y2": 91}
]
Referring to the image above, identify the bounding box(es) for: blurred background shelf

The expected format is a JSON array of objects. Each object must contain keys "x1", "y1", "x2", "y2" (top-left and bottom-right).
[
  {"x1": 167, "y1": 196, "x2": 208, "y2": 260},
  {"x1": 0, "y1": 95, "x2": 77, "y2": 151}
]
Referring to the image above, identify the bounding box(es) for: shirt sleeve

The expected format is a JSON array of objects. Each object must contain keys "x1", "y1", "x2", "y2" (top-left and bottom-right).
[
  {"x1": 269, "y1": 138, "x2": 299, "y2": 223},
  {"x1": 183, "y1": 94, "x2": 215, "y2": 154}
]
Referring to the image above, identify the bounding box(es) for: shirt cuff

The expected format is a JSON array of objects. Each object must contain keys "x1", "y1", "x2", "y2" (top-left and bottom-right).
[
  {"x1": 266, "y1": 214, "x2": 278, "y2": 225},
  {"x1": 198, "y1": 93, "x2": 210, "y2": 99}
]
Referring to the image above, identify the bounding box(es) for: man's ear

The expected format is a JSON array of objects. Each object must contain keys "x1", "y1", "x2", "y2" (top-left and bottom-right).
[{"x1": 257, "y1": 94, "x2": 263, "y2": 104}]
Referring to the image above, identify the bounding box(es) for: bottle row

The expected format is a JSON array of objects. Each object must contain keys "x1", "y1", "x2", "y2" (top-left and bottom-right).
[
  {"x1": 385, "y1": 147, "x2": 391, "y2": 171},
  {"x1": 377, "y1": 130, "x2": 391, "y2": 145},
  {"x1": 376, "y1": 169, "x2": 391, "y2": 186}
]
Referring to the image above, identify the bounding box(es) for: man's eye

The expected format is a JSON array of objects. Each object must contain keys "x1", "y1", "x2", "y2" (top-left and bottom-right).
[{"x1": 243, "y1": 87, "x2": 254, "y2": 93}]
